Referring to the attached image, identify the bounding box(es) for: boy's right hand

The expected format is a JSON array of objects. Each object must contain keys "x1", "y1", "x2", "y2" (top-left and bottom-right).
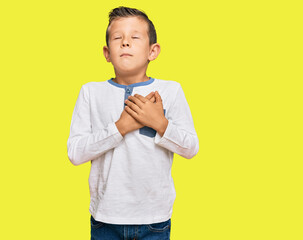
[{"x1": 115, "y1": 92, "x2": 155, "y2": 136}]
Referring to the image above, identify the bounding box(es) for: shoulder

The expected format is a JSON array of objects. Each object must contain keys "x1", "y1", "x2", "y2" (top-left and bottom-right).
[
  {"x1": 76, "y1": 80, "x2": 111, "y2": 102},
  {"x1": 80, "y1": 80, "x2": 112, "y2": 95},
  {"x1": 154, "y1": 79, "x2": 181, "y2": 90},
  {"x1": 153, "y1": 79, "x2": 184, "y2": 105},
  {"x1": 82, "y1": 80, "x2": 109, "y2": 89}
]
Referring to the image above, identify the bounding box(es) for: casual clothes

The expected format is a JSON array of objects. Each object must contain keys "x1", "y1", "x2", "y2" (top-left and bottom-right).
[
  {"x1": 91, "y1": 215, "x2": 171, "y2": 240},
  {"x1": 67, "y1": 77, "x2": 199, "y2": 224}
]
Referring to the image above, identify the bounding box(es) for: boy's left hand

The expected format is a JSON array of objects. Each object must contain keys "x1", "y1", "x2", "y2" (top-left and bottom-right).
[{"x1": 124, "y1": 91, "x2": 168, "y2": 137}]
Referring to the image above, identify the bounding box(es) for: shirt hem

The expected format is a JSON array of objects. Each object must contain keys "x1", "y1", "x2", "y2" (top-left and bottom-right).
[{"x1": 89, "y1": 207, "x2": 172, "y2": 225}]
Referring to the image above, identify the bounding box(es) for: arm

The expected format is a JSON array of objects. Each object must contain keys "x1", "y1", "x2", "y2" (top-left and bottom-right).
[
  {"x1": 154, "y1": 85, "x2": 199, "y2": 159},
  {"x1": 67, "y1": 85, "x2": 123, "y2": 166}
]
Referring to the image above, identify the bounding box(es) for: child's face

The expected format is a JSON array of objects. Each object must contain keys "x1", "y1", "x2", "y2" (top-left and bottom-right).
[{"x1": 103, "y1": 16, "x2": 160, "y2": 76}]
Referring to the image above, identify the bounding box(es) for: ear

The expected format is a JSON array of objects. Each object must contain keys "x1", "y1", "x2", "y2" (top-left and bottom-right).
[
  {"x1": 148, "y1": 43, "x2": 161, "y2": 61},
  {"x1": 103, "y1": 46, "x2": 111, "y2": 62}
]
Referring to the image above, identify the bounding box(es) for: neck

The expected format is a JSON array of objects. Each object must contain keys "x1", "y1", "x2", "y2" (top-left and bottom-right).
[{"x1": 113, "y1": 72, "x2": 150, "y2": 86}]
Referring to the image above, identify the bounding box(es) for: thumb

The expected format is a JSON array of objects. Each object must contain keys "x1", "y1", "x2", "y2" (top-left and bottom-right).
[{"x1": 155, "y1": 91, "x2": 162, "y2": 103}]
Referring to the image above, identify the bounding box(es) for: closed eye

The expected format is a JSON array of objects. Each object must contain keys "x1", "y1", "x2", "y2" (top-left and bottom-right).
[
  {"x1": 132, "y1": 36, "x2": 139, "y2": 39},
  {"x1": 114, "y1": 37, "x2": 122, "y2": 40}
]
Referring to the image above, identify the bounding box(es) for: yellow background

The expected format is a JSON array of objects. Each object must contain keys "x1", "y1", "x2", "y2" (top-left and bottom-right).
[{"x1": 1, "y1": 0, "x2": 302, "y2": 239}]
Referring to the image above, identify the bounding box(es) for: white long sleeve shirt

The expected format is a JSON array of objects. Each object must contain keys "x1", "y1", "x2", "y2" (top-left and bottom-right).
[{"x1": 67, "y1": 77, "x2": 199, "y2": 224}]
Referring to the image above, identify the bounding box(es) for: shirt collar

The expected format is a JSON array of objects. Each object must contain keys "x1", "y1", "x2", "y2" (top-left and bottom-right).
[{"x1": 108, "y1": 77, "x2": 155, "y2": 88}]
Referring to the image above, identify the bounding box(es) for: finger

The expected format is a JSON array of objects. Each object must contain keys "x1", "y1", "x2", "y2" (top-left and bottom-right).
[
  {"x1": 128, "y1": 95, "x2": 145, "y2": 108},
  {"x1": 134, "y1": 94, "x2": 149, "y2": 103},
  {"x1": 145, "y1": 91, "x2": 155, "y2": 100},
  {"x1": 150, "y1": 96, "x2": 156, "y2": 103},
  {"x1": 155, "y1": 91, "x2": 162, "y2": 103},
  {"x1": 124, "y1": 106, "x2": 139, "y2": 121},
  {"x1": 125, "y1": 99, "x2": 142, "y2": 113}
]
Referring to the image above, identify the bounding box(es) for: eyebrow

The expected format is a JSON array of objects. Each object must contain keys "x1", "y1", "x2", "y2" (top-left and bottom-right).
[{"x1": 111, "y1": 30, "x2": 142, "y2": 35}]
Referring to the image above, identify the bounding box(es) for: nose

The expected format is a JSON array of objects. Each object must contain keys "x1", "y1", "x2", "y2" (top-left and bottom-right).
[{"x1": 121, "y1": 38, "x2": 131, "y2": 48}]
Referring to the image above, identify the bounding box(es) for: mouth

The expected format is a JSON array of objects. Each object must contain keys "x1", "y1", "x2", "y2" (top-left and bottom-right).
[{"x1": 120, "y1": 53, "x2": 133, "y2": 57}]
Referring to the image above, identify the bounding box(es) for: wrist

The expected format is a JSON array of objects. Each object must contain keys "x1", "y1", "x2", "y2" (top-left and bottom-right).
[
  {"x1": 155, "y1": 117, "x2": 168, "y2": 137},
  {"x1": 115, "y1": 119, "x2": 127, "y2": 137}
]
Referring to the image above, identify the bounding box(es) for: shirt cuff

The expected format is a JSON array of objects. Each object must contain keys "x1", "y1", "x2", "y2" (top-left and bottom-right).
[{"x1": 108, "y1": 122, "x2": 124, "y2": 143}]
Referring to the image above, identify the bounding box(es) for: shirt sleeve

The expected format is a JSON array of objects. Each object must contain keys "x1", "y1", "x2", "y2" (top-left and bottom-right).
[
  {"x1": 154, "y1": 84, "x2": 199, "y2": 159},
  {"x1": 67, "y1": 84, "x2": 123, "y2": 166}
]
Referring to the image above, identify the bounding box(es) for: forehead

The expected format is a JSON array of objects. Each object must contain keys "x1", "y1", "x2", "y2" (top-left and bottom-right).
[{"x1": 108, "y1": 16, "x2": 148, "y2": 35}]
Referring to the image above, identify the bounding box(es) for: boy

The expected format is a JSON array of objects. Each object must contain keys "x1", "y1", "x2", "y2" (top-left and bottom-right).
[{"x1": 67, "y1": 6, "x2": 199, "y2": 240}]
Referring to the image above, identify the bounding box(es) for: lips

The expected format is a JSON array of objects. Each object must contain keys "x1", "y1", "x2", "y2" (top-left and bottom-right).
[{"x1": 120, "y1": 53, "x2": 133, "y2": 57}]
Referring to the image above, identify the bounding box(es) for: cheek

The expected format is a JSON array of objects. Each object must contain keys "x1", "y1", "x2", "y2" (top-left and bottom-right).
[
  {"x1": 138, "y1": 44, "x2": 151, "y2": 56},
  {"x1": 108, "y1": 48, "x2": 119, "y2": 59},
  {"x1": 108, "y1": 41, "x2": 120, "y2": 51}
]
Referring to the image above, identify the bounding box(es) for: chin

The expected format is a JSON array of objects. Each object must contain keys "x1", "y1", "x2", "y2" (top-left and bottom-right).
[
  {"x1": 114, "y1": 67, "x2": 139, "y2": 75},
  {"x1": 113, "y1": 62, "x2": 148, "y2": 75}
]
